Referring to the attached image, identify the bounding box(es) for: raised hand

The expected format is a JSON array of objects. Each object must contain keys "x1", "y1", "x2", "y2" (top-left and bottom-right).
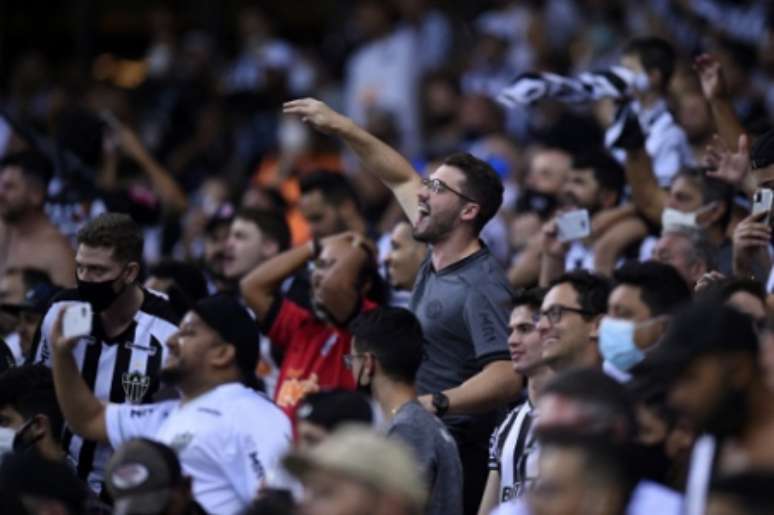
[
  {"x1": 540, "y1": 219, "x2": 569, "y2": 259},
  {"x1": 693, "y1": 53, "x2": 727, "y2": 101},
  {"x1": 705, "y1": 134, "x2": 751, "y2": 189},
  {"x1": 283, "y1": 98, "x2": 349, "y2": 135}
]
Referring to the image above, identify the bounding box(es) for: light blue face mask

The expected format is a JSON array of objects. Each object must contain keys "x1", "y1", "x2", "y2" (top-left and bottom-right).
[{"x1": 599, "y1": 317, "x2": 645, "y2": 371}]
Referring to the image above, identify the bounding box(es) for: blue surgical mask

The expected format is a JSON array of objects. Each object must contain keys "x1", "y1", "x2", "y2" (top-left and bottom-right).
[{"x1": 599, "y1": 317, "x2": 645, "y2": 371}]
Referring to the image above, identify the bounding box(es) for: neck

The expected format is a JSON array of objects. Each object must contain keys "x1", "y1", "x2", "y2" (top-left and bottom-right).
[
  {"x1": 7, "y1": 210, "x2": 47, "y2": 234},
  {"x1": 100, "y1": 285, "x2": 144, "y2": 338},
  {"x1": 527, "y1": 367, "x2": 553, "y2": 404},
  {"x1": 430, "y1": 231, "x2": 481, "y2": 271},
  {"x1": 637, "y1": 91, "x2": 663, "y2": 111},
  {"x1": 180, "y1": 375, "x2": 237, "y2": 404},
  {"x1": 707, "y1": 225, "x2": 726, "y2": 246},
  {"x1": 741, "y1": 379, "x2": 774, "y2": 442},
  {"x1": 38, "y1": 438, "x2": 67, "y2": 463},
  {"x1": 374, "y1": 379, "x2": 416, "y2": 421}
]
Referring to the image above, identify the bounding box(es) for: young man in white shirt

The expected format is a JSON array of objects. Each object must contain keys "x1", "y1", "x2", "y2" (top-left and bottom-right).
[{"x1": 49, "y1": 294, "x2": 292, "y2": 515}]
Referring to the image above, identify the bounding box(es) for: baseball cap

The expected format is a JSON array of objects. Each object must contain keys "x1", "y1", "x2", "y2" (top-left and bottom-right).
[
  {"x1": 0, "y1": 282, "x2": 60, "y2": 315},
  {"x1": 637, "y1": 302, "x2": 758, "y2": 384},
  {"x1": 296, "y1": 390, "x2": 373, "y2": 430},
  {"x1": 283, "y1": 425, "x2": 427, "y2": 509},
  {"x1": 106, "y1": 438, "x2": 183, "y2": 515},
  {"x1": 191, "y1": 294, "x2": 260, "y2": 383},
  {"x1": 751, "y1": 128, "x2": 774, "y2": 171}
]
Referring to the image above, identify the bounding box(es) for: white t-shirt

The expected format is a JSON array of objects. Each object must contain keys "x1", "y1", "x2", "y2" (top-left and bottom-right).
[{"x1": 106, "y1": 382, "x2": 292, "y2": 515}]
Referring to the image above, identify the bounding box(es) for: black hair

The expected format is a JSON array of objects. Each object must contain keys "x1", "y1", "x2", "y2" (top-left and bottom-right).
[
  {"x1": 0, "y1": 365, "x2": 64, "y2": 442},
  {"x1": 299, "y1": 170, "x2": 361, "y2": 213},
  {"x1": 674, "y1": 168, "x2": 735, "y2": 229},
  {"x1": 349, "y1": 307, "x2": 424, "y2": 384},
  {"x1": 621, "y1": 37, "x2": 676, "y2": 91},
  {"x1": 696, "y1": 277, "x2": 766, "y2": 307},
  {"x1": 512, "y1": 287, "x2": 546, "y2": 311},
  {"x1": 541, "y1": 367, "x2": 638, "y2": 442},
  {"x1": 148, "y1": 260, "x2": 209, "y2": 318},
  {"x1": 537, "y1": 429, "x2": 637, "y2": 507},
  {"x1": 571, "y1": 149, "x2": 626, "y2": 205},
  {"x1": 296, "y1": 390, "x2": 373, "y2": 430},
  {"x1": 613, "y1": 261, "x2": 691, "y2": 316},
  {"x1": 77, "y1": 212, "x2": 144, "y2": 264},
  {"x1": 235, "y1": 207, "x2": 292, "y2": 252},
  {"x1": 551, "y1": 270, "x2": 610, "y2": 318},
  {"x1": 750, "y1": 128, "x2": 774, "y2": 170},
  {"x1": 710, "y1": 471, "x2": 774, "y2": 515},
  {"x1": 442, "y1": 152, "x2": 504, "y2": 233},
  {"x1": 0, "y1": 151, "x2": 54, "y2": 190}
]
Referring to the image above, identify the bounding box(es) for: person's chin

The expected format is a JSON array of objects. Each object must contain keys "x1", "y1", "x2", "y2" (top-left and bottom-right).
[{"x1": 159, "y1": 365, "x2": 183, "y2": 385}]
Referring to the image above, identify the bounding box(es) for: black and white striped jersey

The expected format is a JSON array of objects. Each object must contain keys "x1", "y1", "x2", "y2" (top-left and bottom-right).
[
  {"x1": 32, "y1": 288, "x2": 179, "y2": 493},
  {"x1": 488, "y1": 400, "x2": 539, "y2": 503}
]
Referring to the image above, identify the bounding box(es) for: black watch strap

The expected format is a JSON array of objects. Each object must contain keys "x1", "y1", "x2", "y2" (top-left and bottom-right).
[{"x1": 432, "y1": 392, "x2": 450, "y2": 417}]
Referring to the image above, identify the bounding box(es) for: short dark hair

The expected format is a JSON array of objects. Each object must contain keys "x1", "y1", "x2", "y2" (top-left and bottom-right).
[
  {"x1": 675, "y1": 168, "x2": 735, "y2": 229},
  {"x1": 296, "y1": 390, "x2": 373, "y2": 430},
  {"x1": 442, "y1": 152, "x2": 504, "y2": 233},
  {"x1": 571, "y1": 149, "x2": 625, "y2": 204},
  {"x1": 77, "y1": 213, "x2": 143, "y2": 264},
  {"x1": 551, "y1": 270, "x2": 610, "y2": 318},
  {"x1": 697, "y1": 277, "x2": 766, "y2": 306},
  {"x1": 537, "y1": 429, "x2": 636, "y2": 505},
  {"x1": 0, "y1": 151, "x2": 54, "y2": 190},
  {"x1": 299, "y1": 170, "x2": 361, "y2": 212},
  {"x1": 613, "y1": 261, "x2": 691, "y2": 317},
  {"x1": 235, "y1": 208, "x2": 292, "y2": 252},
  {"x1": 541, "y1": 367, "x2": 638, "y2": 441},
  {"x1": 710, "y1": 471, "x2": 774, "y2": 515},
  {"x1": 349, "y1": 307, "x2": 424, "y2": 384},
  {"x1": 512, "y1": 287, "x2": 546, "y2": 311},
  {"x1": 0, "y1": 365, "x2": 64, "y2": 441},
  {"x1": 622, "y1": 37, "x2": 676, "y2": 91}
]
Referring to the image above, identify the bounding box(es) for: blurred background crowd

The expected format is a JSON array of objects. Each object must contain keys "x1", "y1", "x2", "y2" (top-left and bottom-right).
[{"x1": 3, "y1": 1, "x2": 774, "y2": 515}]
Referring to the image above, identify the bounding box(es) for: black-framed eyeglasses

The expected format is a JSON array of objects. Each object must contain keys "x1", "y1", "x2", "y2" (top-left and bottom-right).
[
  {"x1": 421, "y1": 177, "x2": 479, "y2": 204},
  {"x1": 537, "y1": 305, "x2": 592, "y2": 325},
  {"x1": 343, "y1": 353, "x2": 368, "y2": 370}
]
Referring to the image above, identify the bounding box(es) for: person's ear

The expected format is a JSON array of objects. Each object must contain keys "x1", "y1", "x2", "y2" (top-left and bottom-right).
[
  {"x1": 211, "y1": 343, "x2": 236, "y2": 368},
  {"x1": 647, "y1": 68, "x2": 663, "y2": 91},
  {"x1": 600, "y1": 190, "x2": 618, "y2": 210},
  {"x1": 30, "y1": 414, "x2": 49, "y2": 440},
  {"x1": 459, "y1": 203, "x2": 480, "y2": 224},
  {"x1": 125, "y1": 262, "x2": 141, "y2": 284},
  {"x1": 260, "y1": 239, "x2": 280, "y2": 260}
]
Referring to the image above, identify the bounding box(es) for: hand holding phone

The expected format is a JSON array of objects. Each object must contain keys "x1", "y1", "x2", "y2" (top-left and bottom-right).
[
  {"x1": 752, "y1": 188, "x2": 774, "y2": 226},
  {"x1": 556, "y1": 209, "x2": 591, "y2": 242},
  {"x1": 61, "y1": 302, "x2": 93, "y2": 341}
]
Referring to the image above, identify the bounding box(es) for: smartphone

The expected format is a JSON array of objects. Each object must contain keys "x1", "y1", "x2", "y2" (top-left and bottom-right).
[
  {"x1": 752, "y1": 188, "x2": 774, "y2": 225},
  {"x1": 556, "y1": 209, "x2": 591, "y2": 242},
  {"x1": 62, "y1": 302, "x2": 93, "y2": 340}
]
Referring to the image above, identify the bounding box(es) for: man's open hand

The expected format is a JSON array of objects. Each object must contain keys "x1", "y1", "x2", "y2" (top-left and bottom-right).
[{"x1": 283, "y1": 98, "x2": 348, "y2": 135}]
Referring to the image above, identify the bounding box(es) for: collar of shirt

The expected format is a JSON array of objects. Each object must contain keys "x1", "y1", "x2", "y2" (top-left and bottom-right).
[{"x1": 633, "y1": 99, "x2": 668, "y2": 132}]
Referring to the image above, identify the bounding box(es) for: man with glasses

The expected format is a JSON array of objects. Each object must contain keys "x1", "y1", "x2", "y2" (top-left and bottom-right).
[
  {"x1": 478, "y1": 288, "x2": 550, "y2": 515},
  {"x1": 537, "y1": 271, "x2": 610, "y2": 372},
  {"x1": 284, "y1": 98, "x2": 519, "y2": 515}
]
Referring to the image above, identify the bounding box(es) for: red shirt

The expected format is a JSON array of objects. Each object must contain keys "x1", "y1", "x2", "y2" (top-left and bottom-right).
[{"x1": 266, "y1": 297, "x2": 375, "y2": 419}]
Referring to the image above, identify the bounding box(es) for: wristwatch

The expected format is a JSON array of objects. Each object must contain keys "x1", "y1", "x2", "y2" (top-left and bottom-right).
[{"x1": 431, "y1": 392, "x2": 450, "y2": 417}]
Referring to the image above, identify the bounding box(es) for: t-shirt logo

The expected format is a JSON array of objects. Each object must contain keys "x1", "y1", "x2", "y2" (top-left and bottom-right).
[
  {"x1": 122, "y1": 371, "x2": 151, "y2": 404},
  {"x1": 426, "y1": 300, "x2": 443, "y2": 319}
]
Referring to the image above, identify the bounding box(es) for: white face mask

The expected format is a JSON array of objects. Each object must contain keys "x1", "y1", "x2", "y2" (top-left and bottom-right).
[
  {"x1": 0, "y1": 427, "x2": 15, "y2": 457},
  {"x1": 598, "y1": 317, "x2": 645, "y2": 372},
  {"x1": 661, "y1": 203, "x2": 716, "y2": 231}
]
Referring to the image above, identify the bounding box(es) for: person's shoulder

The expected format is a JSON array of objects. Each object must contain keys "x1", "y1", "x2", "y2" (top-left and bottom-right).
[
  {"x1": 224, "y1": 385, "x2": 289, "y2": 423},
  {"x1": 140, "y1": 289, "x2": 181, "y2": 326}
]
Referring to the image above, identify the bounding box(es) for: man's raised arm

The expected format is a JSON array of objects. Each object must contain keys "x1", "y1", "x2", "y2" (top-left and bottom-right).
[
  {"x1": 283, "y1": 98, "x2": 421, "y2": 224},
  {"x1": 49, "y1": 307, "x2": 108, "y2": 443}
]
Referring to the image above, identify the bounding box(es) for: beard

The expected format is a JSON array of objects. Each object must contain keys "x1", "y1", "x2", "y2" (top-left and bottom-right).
[
  {"x1": 413, "y1": 210, "x2": 458, "y2": 244},
  {"x1": 158, "y1": 362, "x2": 186, "y2": 386},
  {"x1": 701, "y1": 386, "x2": 748, "y2": 438},
  {"x1": 0, "y1": 205, "x2": 26, "y2": 224}
]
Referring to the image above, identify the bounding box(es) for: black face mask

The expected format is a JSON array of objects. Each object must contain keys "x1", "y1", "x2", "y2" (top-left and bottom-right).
[{"x1": 77, "y1": 270, "x2": 127, "y2": 312}]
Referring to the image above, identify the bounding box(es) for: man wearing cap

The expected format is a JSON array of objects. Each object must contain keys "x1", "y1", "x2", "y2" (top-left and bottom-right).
[
  {"x1": 49, "y1": 294, "x2": 293, "y2": 515},
  {"x1": 284, "y1": 425, "x2": 427, "y2": 515},
  {"x1": 295, "y1": 390, "x2": 373, "y2": 451},
  {"x1": 106, "y1": 438, "x2": 207, "y2": 515},
  {"x1": 0, "y1": 151, "x2": 76, "y2": 287}
]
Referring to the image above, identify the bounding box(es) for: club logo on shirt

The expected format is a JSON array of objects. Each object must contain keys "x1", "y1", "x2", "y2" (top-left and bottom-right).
[{"x1": 122, "y1": 371, "x2": 151, "y2": 404}]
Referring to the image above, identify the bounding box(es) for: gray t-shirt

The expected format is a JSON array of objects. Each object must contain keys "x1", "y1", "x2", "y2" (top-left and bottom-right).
[
  {"x1": 387, "y1": 400, "x2": 463, "y2": 515},
  {"x1": 411, "y1": 246, "x2": 513, "y2": 396}
]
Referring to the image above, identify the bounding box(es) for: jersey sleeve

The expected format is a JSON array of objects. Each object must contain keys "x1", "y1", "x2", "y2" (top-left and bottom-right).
[
  {"x1": 265, "y1": 298, "x2": 309, "y2": 351},
  {"x1": 105, "y1": 402, "x2": 172, "y2": 450},
  {"x1": 220, "y1": 409, "x2": 294, "y2": 504},
  {"x1": 462, "y1": 286, "x2": 511, "y2": 366}
]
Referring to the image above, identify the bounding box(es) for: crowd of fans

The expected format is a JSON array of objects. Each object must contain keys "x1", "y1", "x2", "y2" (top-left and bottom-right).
[{"x1": 2, "y1": 1, "x2": 774, "y2": 514}]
